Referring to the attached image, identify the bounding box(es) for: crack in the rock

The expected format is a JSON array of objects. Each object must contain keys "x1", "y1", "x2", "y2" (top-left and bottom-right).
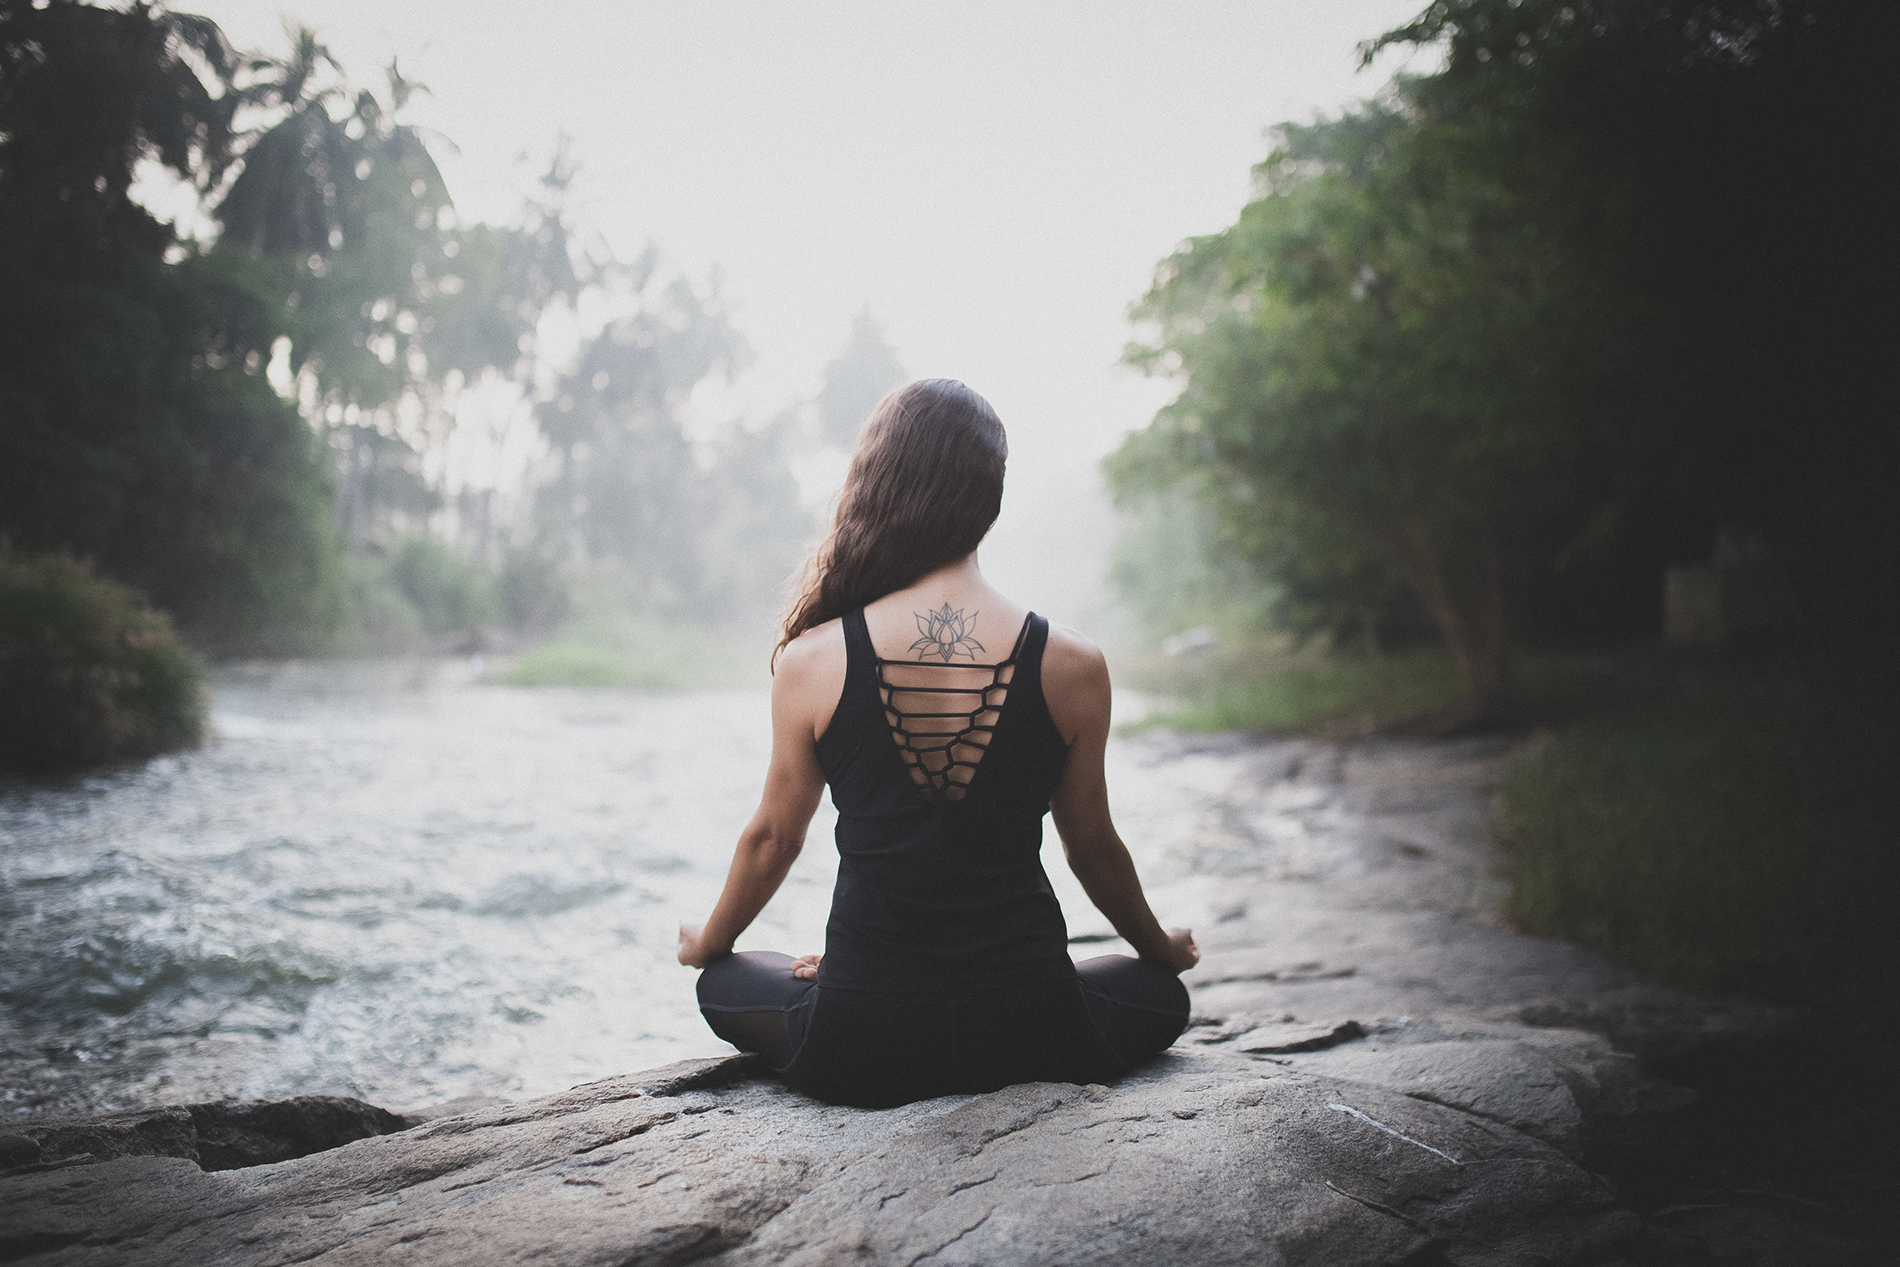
[
  {"x1": 1079, "y1": 1114, "x2": 1154, "y2": 1131},
  {"x1": 435, "y1": 1129, "x2": 669, "y2": 1194},
  {"x1": 1396, "y1": 1089, "x2": 1581, "y2": 1159},
  {"x1": 1030, "y1": 1167, "x2": 1106, "y2": 1188},
  {"x1": 412, "y1": 1110, "x2": 542, "y2": 1136},
  {"x1": 907, "y1": 1207, "x2": 995, "y2": 1265},
  {"x1": 971, "y1": 1115, "x2": 1046, "y2": 1154},
  {"x1": 361, "y1": 1156, "x2": 489, "y2": 1196},
  {"x1": 571, "y1": 1113, "x2": 675, "y2": 1157},
  {"x1": 1325, "y1": 1179, "x2": 1434, "y2": 1235}
]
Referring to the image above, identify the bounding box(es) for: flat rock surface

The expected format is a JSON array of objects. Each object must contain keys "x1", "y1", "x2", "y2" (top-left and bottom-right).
[
  {"x1": 0, "y1": 733, "x2": 1794, "y2": 1264},
  {"x1": 4, "y1": 1048, "x2": 1646, "y2": 1266}
]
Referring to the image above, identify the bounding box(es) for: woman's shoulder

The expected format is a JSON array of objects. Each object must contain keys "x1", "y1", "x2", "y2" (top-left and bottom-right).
[
  {"x1": 1036, "y1": 620, "x2": 1110, "y2": 744},
  {"x1": 777, "y1": 615, "x2": 848, "y2": 679},
  {"x1": 1041, "y1": 615, "x2": 1102, "y2": 661},
  {"x1": 1039, "y1": 618, "x2": 1107, "y2": 677},
  {"x1": 775, "y1": 617, "x2": 850, "y2": 739}
]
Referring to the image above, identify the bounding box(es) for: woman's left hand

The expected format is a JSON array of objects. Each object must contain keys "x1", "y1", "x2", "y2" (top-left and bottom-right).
[
  {"x1": 790, "y1": 953, "x2": 822, "y2": 981},
  {"x1": 677, "y1": 922, "x2": 727, "y2": 968}
]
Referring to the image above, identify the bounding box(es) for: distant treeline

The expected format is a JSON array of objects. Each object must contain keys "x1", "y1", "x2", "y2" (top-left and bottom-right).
[
  {"x1": 0, "y1": 1, "x2": 901, "y2": 658},
  {"x1": 1110, "y1": 0, "x2": 1895, "y2": 708}
]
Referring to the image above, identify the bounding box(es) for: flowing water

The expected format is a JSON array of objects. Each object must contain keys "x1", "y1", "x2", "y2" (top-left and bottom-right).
[{"x1": 0, "y1": 660, "x2": 1227, "y2": 1119}]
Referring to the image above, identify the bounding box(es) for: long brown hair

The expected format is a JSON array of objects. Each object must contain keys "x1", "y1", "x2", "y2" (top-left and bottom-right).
[{"x1": 777, "y1": 379, "x2": 1007, "y2": 665}]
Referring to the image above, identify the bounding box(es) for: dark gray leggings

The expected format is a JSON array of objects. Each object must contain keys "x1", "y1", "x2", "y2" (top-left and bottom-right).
[{"x1": 698, "y1": 953, "x2": 1191, "y2": 1108}]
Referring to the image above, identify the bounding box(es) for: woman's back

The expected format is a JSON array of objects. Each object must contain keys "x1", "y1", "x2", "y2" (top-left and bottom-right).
[
  {"x1": 777, "y1": 576, "x2": 1107, "y2": 791},
  {"x1": 815, "y1": 596, "x2": 1072, "y2": 993}
]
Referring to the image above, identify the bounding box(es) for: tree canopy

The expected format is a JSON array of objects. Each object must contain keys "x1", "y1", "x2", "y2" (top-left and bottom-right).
[{"x1": 1111, "y1": 0, "x2": 1894, "y2": 706}]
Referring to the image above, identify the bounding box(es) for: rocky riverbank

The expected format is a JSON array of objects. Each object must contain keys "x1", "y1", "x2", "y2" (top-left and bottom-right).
[{"x1": 1, "y1": 732, "x2": 1865, "y2": 1264}]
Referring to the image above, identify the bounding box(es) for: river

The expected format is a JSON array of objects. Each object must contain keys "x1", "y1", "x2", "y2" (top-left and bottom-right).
[{"x1": 0, "y1": 660, "x2": 1220, "y2": 1119}]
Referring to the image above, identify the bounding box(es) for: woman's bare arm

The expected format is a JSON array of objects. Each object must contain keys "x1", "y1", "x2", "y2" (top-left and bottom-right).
[
  {"x1": 1045, "y1": 633, "x2": 1198, "y2": 974},
  {"x1": 677, "y1": 627, "x2": 841, "y2": 969}
]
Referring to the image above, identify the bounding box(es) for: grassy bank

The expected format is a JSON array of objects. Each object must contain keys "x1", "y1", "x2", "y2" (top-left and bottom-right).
[
  {"x1": 496, "y1": 630, "x2": 760, "y2": 690},
  {"x1": 1118, "y1": 637, "x2": 1468, "y2": 734},
  {"x1": 493, "y1": 586, "x2": 774, "y2": 692},
  {"x1": 1499, "y1": 663, "x2": 1897, "y2": 1002}
]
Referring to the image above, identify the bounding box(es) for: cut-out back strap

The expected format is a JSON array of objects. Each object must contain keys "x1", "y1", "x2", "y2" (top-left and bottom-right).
[{"x1": 874, "y1": 612, "x2": 1035, "y2": 803}]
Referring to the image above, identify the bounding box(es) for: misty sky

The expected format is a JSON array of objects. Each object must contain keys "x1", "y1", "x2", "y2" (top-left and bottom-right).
[{"x1": 180, "y1": 0, "x2": 1436, "y2": 633}]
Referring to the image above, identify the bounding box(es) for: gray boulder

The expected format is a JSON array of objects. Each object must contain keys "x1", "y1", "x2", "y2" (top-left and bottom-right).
[{"x1": 1, "y1": 1018, "x2": 1659, "y2": 1267}]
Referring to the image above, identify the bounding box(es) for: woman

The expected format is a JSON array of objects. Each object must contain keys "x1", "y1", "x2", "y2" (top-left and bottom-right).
[{"x1": 678, "y1": 378, "x2": 1197, "y2": 1109}]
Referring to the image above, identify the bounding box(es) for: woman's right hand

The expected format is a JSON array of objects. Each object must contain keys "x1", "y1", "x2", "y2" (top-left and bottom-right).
[{"x1": 1155, "y1": 927, "x2": 1199, "y2": 974}]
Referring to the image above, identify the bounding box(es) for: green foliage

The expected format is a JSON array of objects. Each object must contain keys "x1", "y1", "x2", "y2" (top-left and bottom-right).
[
  {"x1": 1500, "y1": 669, "x2": 1898, "y2": 1000},
  {"x1": 385, "y1": 536, "x2": 496, "y2": 639},
  {"x1": 496, "y1": 542, "x2": 571, "y2": 639},
  {"x1": 326, "y1": 537, "x2": 506, "y2": 654},
  {"x1": 0, "y1": 544, "x2": 206, "y2": 773},
  {"x1": 1123, "y1": 643, "x2": 1466, "y2": 736},
  {"x1": 333, "y1": 552, "x2": 425, "y2": 654},
  {"x1": 0, "y1": 0, "x2": 340, "y2": 654}
]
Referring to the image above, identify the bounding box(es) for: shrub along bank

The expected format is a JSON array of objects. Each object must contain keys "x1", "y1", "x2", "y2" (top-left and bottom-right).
[{"x1": 0, "y1": 544, "x2": 206, "y2": 774}]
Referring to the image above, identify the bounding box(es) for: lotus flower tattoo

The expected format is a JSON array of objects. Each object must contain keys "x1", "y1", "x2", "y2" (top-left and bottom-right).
[{"x1": 910, "y1": 604, "x2": 986, "y2": 662}]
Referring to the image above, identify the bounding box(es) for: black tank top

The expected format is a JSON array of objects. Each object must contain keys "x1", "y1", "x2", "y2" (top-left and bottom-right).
[{"x1": 814, "y1": 607, "x2": 1074, "y2": 993}]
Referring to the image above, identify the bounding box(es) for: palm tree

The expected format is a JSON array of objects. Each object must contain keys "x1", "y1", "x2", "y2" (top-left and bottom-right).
[{"x1": 214, "y1": 27, "x2": 358, "y2": 257}]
